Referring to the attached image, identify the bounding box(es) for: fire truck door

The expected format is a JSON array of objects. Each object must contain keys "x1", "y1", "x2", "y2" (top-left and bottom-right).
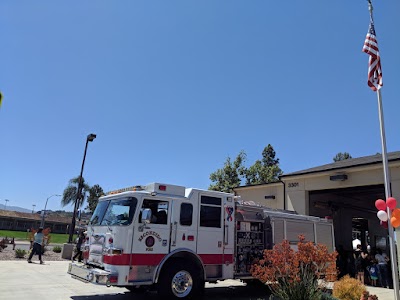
[
  {"x1": 196, "y1": 194, "x2": 224, "y2": 277},
  {"x1": 134, "y1": 199, "x2": 172, "y2": 257},
  {"x1": 170, "y1": 201, "x2": 198, "y2": 253}
]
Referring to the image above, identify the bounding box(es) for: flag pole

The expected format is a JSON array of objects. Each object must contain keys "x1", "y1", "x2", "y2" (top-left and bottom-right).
[
  {"x1": 376, "y1": 88, "x2": 400, "y2": 298},
  {"x1": 364, "y1": 1, "x2": 399, "y2": 297}
]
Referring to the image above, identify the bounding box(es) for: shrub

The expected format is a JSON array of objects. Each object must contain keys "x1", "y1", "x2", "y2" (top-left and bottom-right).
[
  {"x1": 53, "y1": 245, "x2": 62, "y2": 253},
  {"x1": 0, "y1": 239, "x2": 8, "y2": 250},
  {"x1": 251, "y1": 235, "x2": 337, "y2": 300},
  {"x1": 15, "y1": 248, "x2": 27, "y2": 258},
  {"x1": 332, "y1": 275, "x2": 366, "y2": 300},
  {"x1": 320, "y1": 293, "x2": 339, "y2": 300}
]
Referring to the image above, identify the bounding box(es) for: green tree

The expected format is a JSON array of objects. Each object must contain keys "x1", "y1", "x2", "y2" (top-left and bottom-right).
[
  {"x1": 86, "y1": 184, "x2": 105, "y2": 213},
  {"x1": 209, "y1": 150, "x2": 247, "y2": 193},
  {"x1": 333, "y1": 152, "x2": 352, "y2": 162},
  {"x1": 61, "y1": 176, "x2": 90, "y2": 210},
  {"x1": 246, "y1": 144, "x2": 283, "y2": 185}
]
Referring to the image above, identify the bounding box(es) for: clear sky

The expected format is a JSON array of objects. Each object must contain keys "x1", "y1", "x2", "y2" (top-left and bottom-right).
[{"x1": 1, "y1": 1, "x2": 400, "y2": 212}]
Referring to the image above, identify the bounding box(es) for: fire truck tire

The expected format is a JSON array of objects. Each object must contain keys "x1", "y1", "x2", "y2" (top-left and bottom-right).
[{"x1": 158, "y1": 260, "x2": 204, "y2": 299}]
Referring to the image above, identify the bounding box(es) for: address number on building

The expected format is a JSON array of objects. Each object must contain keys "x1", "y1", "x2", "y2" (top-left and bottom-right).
[{"x1": 288, "y1": 182, "x2": 299, "y2": 188}]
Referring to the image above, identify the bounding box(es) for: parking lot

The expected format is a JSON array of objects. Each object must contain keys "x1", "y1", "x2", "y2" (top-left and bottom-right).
[{"x1": 0, "y1": 261, "x2": 270, "y2": 300}]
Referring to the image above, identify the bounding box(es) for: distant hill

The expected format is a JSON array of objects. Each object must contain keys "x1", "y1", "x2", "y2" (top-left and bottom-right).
[
  {"x1": 0, "y1": 204, "x2": 32, "y2": 213},
  {"x1": 0, "y1": 205, "x2": 91, "y2": 220}
]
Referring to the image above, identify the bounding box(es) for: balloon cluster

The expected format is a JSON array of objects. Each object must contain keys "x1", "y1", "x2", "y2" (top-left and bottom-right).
[{"x1": 375, "y1": 197, "x2": 399, "y2": 228}]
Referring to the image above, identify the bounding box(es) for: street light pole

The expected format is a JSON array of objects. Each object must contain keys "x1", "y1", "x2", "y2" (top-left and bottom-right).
[
  {"x1": 41, "y1": 194, "x2": 61, "y2": 227},
  {"x1": 68, "y1": 133, "x2": 96, "y2": 243},
  {"x1": 4, "y1": 199, "x2": 9, "y2": 210},
  {"x1": 32, "y1": 204, "x2": 36, "y2": 214}
]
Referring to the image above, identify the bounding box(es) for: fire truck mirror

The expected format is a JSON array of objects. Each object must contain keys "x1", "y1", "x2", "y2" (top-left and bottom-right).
[{"x1": 142, "y1": 208, "x2": 152, "y2": 224}]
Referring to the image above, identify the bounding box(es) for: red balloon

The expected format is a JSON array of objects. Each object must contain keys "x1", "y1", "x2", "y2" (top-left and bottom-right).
[
  {"x1": 380, "y1": 220, "x2": 388, "y2": 229},
  {"x1": 375, "y1": 199, "x2": 387, "y2": 211},
  {"x1": 386, "y1": 197, "x2": 397, "y2": 210}
]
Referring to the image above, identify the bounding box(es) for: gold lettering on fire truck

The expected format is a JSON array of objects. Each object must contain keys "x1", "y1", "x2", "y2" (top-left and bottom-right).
[{"x1": 138, "y1": 231, "x2": 162, "y2": 243}]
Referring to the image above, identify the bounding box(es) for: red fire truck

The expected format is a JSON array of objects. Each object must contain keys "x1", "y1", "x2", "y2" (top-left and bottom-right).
[{"x1": 68, "y1": 183, "x2": 334, "y2": 299}]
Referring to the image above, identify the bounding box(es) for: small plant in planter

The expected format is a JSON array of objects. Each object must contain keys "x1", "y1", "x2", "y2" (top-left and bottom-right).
[
  {"x1": 53, "y1": 246, "x2": 62, "y2": 253},
  {"x1": 360, "y1": 290, "x2": 379, "y2": 300},
  {"x1": 15, "y1": 248, "x2": 27, "y2": 258},
  {"x1": 332, "y1": 275, "x2": 366, "y2": 300}
]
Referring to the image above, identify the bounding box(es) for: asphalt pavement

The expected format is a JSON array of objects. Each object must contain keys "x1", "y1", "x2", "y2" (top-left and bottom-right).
[{"x1": 0, "y1": 261, "x2": 396, "y2": 300}]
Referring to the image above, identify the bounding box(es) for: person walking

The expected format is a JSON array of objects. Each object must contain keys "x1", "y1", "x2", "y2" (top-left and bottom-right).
[
  {"x1": 27, "y1": 227, "x2": 44, "y2": 264},
  {"x1": 72, "y1": 231, "x2": 85, "y2": 262}
]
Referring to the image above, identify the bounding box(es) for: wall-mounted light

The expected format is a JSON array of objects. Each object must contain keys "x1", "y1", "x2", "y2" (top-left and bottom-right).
[
  {"x1": 330, "y1": 174, "x2": 348, "y2": 181},
  {"x1": 264, "y1": 195, "x2": 276, "y2": 200}
]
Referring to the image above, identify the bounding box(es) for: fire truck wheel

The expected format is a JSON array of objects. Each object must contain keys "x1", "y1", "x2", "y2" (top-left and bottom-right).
[{"x1": 158, "y1": 260, "x2": 204, "y2": 299}]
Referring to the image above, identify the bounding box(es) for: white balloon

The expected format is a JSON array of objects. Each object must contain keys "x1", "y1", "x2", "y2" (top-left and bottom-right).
[{"x1": 377, "y1": 210, "x2": 388, "y2": 222}]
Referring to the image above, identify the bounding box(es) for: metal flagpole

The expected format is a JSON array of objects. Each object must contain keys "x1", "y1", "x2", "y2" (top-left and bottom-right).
[
  {"x1": 364, "y1": 1, "x2": 399, "y2": 298},
  {"x1": 376, "y1": 89, "x2": 400, "y2": 298}
]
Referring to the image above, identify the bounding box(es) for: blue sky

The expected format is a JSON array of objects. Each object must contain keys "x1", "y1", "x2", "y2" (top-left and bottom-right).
[{"x1": 1, "y1": 1, "x2": 400, "y2": 212}]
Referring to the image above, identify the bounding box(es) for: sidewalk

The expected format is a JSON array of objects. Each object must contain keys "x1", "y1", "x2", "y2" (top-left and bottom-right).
[{"x1": 366, "y1": 285, "x2": 397, "y2": 300}]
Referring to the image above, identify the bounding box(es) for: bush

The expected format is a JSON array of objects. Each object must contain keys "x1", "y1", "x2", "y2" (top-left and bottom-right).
[
  {"x1": 320, "y1": 293, "x2": 339, "y2": 300},
  {"x1": 15, "y1": 248, "x2": 27, "y2": 258},
  {"x1": 332, "y1": 275, "x2": 366, "y2": 300},
  {"x1": 251, "y1": 235, "x2": 337, "y2": 300},
  {"x1": 53, "y1": 245, "x2": 62, "y2": 253}
]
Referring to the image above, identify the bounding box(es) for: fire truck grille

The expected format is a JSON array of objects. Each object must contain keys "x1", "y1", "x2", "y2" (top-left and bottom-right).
[{"x1": 88, "y1": 235, "x2": 105, "y2": 266}]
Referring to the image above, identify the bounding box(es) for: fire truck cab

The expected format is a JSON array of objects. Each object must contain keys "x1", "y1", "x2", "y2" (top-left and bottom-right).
[{"x1": 68, "y1": 183, "x2": 334, "y2": 299}]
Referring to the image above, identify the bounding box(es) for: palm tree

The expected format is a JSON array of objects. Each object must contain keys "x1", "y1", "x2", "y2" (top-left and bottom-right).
[{"x1": 61, "y1": 176, "x2": 90, "y2": 210}]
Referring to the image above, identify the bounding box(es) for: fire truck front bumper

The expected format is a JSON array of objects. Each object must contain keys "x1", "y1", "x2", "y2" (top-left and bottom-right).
[{"x1": 68, "y1": 262, "x2": 118, "y2": 287}]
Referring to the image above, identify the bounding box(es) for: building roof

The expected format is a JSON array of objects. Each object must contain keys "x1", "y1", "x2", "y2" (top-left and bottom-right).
[
  {"x1": 281, "y1": 151, "x2": 400, "y2": 178},
  {"x1": 0, "y1": 209, "x2": 71, "y2": 224},
  {"x1": 234, "y1": 151, "x2": 400, "y2": 189}
]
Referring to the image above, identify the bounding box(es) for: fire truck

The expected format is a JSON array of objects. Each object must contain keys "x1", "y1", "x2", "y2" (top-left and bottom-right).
[{"x1": 68, "y1": 183, "x2": 335, "y2": 299}]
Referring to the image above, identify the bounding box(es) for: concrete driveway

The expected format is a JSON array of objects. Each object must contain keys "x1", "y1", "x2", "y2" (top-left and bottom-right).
[
  {"x1": 1, "y1": 260, "x2": 394, "y2": 300},
  {"x1": 0, "y1": 261, "x2": 268, "y2": 300}
]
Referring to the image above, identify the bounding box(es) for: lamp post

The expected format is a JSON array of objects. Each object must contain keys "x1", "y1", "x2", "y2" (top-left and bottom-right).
[
  {"x1": 41, "y1": 194, "x2": 61, "y2": 227},
  {"x1": 68, "y1": 133, "x2": 96, "y2": 243},
  {"x1": 32, "y1": 204, "x2": 36, "y2": 214},
  {"x1": 4, "y1": 199, "x2": 9, "y2": 210}
]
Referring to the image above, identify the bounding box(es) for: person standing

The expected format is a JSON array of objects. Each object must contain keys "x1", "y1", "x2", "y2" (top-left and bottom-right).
[
  {"x1": 375, "y1": 248, "x2": 390, "y2": 288},
  {"x1": 354, "y1": 244, "x2": 368, "y2": 283},
  {"x1": 368, "y1": 260, "x2": 379, "y2": 287},
  {"x1": 27, "y1": 227, "x2": 44, "y2": 264},
  {"x1": 72, "y1": 231, "x2": 85, "y2": 262}
]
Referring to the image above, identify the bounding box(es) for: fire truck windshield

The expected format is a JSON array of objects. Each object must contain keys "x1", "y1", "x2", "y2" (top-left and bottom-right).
[{"x1": 89, "y1": 197, "x2": 138, "y2": 226}]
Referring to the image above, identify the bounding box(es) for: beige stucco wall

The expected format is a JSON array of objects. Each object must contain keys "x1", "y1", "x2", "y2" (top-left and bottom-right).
[
  {"x1": 233, "y1": 182, "x2": 284, "y2": 209},
  {"x1": 282, "y1": 162, "x2": 400, "y2": 214},
  {"x1": 234, "y1": 160, "x2": 400, "y2": 264},
  {"x1": 234, "y1": 163, "x2": 400, "y2": 213}
]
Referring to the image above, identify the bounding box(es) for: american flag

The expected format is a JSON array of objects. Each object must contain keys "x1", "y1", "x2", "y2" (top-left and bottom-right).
[{"x1": 362, "y1": 19, "x2": 383, "y2": 91}]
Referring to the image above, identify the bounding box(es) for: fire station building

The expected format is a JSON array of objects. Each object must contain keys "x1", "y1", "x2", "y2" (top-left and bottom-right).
[{"x1": 233, "y1": 151, "x2": 400, "y2": 257}]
